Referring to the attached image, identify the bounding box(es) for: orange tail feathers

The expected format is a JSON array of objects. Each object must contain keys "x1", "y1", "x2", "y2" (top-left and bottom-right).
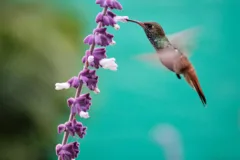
[{"x1": 183, "y1": 68, "x2": 207, "y2": 106}]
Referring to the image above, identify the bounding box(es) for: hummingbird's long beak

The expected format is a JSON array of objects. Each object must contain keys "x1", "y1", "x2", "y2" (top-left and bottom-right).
[{"x1": 127, "y1": 19, "x2": 145, "y2": 28}]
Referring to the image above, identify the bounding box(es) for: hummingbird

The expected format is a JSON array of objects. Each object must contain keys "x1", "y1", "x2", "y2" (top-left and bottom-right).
[{"x1": 127, "y1": 19, "x2": 207, "y2": 106}]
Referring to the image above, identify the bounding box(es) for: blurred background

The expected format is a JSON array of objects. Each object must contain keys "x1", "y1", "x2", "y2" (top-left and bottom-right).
[{"x1": 1, "y1": 0, "x2": 240, "y2": 160}]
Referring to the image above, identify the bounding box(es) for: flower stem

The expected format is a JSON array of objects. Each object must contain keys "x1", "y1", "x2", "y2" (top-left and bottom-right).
[{"x1": 58, "y1": 6, "x2": 108, "y2": 160}]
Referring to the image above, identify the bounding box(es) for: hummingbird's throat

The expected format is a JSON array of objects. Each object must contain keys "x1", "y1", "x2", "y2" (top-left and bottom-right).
[{"x1": 145, "y1": 32, "x2": 169, "y2": 50}]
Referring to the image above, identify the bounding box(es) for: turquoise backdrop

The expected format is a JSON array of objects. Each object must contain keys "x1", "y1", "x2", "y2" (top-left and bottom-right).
[{"x1": 56, "y1": 0, "x2": 240, "y2": 160}]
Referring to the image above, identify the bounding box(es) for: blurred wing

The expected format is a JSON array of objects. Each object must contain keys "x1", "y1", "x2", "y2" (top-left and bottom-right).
[
  {"x1": 135, "y1": 53, "x2": 159, "y2": 63},
  {"x1": 133, "y1": 53, "x2": 168, "y2": 71},
  {"x1": 167, "y1": 26, "x2": 202, "y2": 57}
]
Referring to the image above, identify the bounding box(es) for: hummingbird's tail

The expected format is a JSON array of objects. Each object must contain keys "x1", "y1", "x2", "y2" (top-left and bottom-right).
[{"x1": 183, "y1": 68, "x2": 207, "y2": 106}]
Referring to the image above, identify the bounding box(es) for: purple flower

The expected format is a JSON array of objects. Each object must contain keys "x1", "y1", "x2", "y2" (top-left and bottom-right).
[
  {"x1": 84, "y1": 28, "x2": 114, "y2": 46},
  {"x1": 72, "y1": 119, "x2": 87, "y2": 138},
  {"x1": 94, "y1": 28, "x2": 114, "y2": 46},
  {"x1": 55, "y1": 0, "x2": 127, "y2": 159},
  {"x1": 79, "y1": 69, "x2": 98, "y2": 91},
  {"x1": 83, "y1": 34, "x2": 95, "y2": 45},
  {"x1": 56, "y1": 142, "x2": 79, "y2": 160},
  {"x1": 55, "y1": 77, "x2": 80, "y2": 90},
  {"x1": 96, "y1": 11, "x2": 116, "y2": 27},
  {"x1": 58, "y1": 119, "x2": 87, "y2": 138},
  {"x1": 96, "y1": 0, "x2": 122, "y2": 10},
  {"x1": 67, "y1": 77, "x2": 80, "y2": 89},
  {"x1": 96, "y1": 11, "x2": 129, "y2": 29},
  {"x1": 82, "y1": 48, "x2": 107, "y2": 69},
  {"x1": 67, "y1": 93, "x2": 92, "y2": 114}
]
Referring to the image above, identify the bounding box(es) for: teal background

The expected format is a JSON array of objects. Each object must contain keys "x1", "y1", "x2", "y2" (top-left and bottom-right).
[
  {"x1": 1, "y1": 0, "x2": 240, "y2": 160},
  {"x1": 67, "y1": 0, "x2": 240, "y2": 160}
]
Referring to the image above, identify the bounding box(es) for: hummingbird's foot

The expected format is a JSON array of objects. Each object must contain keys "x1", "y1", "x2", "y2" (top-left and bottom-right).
[{"x1": 176, "y1": 74, "x2": 181, "y2": 79}]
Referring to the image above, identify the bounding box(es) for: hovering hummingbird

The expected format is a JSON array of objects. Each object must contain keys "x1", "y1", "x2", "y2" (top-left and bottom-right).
[{"x1": 127, "y1": 19, "x2": 207, "y2": 106}]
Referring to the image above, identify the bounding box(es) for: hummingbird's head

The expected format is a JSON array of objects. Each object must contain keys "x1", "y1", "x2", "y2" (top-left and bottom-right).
[
  {"x1": 127, "y1": 19, "x2": 165, "y2": 37},
  {"x1": 127, "y1": 19, "x2": 166, "y2": 48}
]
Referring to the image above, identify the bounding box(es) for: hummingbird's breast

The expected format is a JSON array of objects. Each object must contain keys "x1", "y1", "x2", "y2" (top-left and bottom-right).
[
  {"x1": 152, "y1": 37, "x2": 170, "y2": 50},
  {"x1": 157, "y1": 47, "x2": 182, "y2": 72}
]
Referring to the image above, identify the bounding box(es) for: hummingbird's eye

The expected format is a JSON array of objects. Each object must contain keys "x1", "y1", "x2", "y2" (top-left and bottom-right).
[{"x1": 146, "y1": 24, "x2": 153, "y2": 29}]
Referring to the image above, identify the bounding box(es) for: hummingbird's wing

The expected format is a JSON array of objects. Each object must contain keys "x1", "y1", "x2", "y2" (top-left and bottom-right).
[
  {"x1": 167, "y1": 26, "x2": 202, "y2": 57},
  {"x1": 135, "y1": 53, "x2": 159, "y2": 65},
  {"x1": 133, "y1": 53, "x2": 168, "y2": 71}
]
